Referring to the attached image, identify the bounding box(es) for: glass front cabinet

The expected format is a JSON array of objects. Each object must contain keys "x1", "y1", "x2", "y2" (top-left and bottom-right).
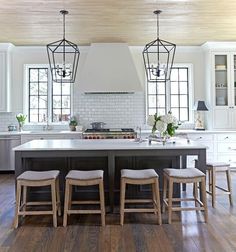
[{"x1": 212, "y1": 52, "x2": 236, "y2": 129}]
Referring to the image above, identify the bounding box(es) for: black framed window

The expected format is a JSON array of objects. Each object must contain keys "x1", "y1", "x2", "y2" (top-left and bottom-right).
[
  {"x1": 28, "y1": 68, "x2": 48, "y2": 123},
  {"x1": 28, "y1": 66, "x2": 71, "y2": 123},
  {"x1": 147, "y1": 66, "x2": 191, "y2": 122},
  {"x1": 52, "y1": 80, "x2": 71, "y2": 122}
]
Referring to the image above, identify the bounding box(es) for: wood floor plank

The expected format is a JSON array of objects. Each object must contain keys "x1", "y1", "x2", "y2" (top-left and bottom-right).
[{"x1": 0, "y1": 173, "x2": 236, "y2": 252}]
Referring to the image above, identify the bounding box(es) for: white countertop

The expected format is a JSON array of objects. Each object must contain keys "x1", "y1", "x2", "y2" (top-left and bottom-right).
[
  {"x1": 0, "y1": 130, "x2": 83, "y2": 136},
  {"x1": 2, "y1": 129, "x2": 236, "y2": 137},
  {"x1": 13, "y1": 138, "x2": 207, "y2": 151}
]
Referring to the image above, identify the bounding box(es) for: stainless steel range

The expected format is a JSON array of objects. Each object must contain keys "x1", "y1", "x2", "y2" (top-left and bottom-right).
[{"x1": 82, "y1": 128, "x2": 137, "y2": 139}]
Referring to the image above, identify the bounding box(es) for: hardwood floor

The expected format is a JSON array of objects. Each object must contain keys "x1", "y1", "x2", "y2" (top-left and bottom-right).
[{"x1": 0, "y1": 173, "x2": 236, "y2": 252}]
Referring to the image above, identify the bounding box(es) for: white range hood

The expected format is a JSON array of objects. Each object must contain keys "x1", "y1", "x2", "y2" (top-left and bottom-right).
[{"x1": 77, "y1": 43, "x2": 142, "y2": 93}]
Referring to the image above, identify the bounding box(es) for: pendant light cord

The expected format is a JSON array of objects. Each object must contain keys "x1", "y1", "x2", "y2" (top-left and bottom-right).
[{"x1": 157, "y1": 12, "x2": 160, "y2": 68}]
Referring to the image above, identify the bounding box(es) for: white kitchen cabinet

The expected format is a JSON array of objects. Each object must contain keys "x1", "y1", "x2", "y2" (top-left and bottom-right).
[
  {"x1": 186, "y1": 133, "x2": 214, "y2": 167},
  {"x1": 215, "y1": 133, "x2": 236, "y2": 165},
  {"x1": 203, "y1": 42, "x2": 236, "y2": 129},
  {"x1": 0, "y1": 43, "x2": 14, "y2": 112},
  {"x1": 212, "y1": 53, "x2": 236, "y2": 129},
  {"x1": 0, "y1": 52, "x2": 6, "y2": 111}
]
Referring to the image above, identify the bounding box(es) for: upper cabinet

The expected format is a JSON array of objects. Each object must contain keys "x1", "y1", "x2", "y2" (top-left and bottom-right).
[
  {"x1": 0, "y1": 51, "x2": 6, "y2": 111},
  {"x1": 0, "y1": 43, "x2": 14, "y2": 112},
  {"x1": 203, "y1": 42, "x2": 236, "y2": 129}
]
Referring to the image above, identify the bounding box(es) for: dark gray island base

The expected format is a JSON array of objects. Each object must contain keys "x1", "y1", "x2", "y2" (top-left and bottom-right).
[{"x1": 14, "y1": 139, "x2": 207, "y2": 211}]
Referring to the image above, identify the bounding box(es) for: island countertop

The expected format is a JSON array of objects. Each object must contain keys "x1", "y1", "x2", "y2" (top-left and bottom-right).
[{"x1": 13, "y1": 138, "x2": 207, "y2": 151}]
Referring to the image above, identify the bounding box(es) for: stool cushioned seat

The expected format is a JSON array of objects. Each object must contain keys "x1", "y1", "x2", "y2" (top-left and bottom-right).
[
  {"x1": 121, "y1": 169, "x2": 158, "y2": 179},
  {"x1": 66, "y1": 170, "x2": 103, "y2": 180},
  {"x1": 17, "y1": 170, "x2": 60, "y2": 181},
  {"x1": 163, "y1": 168, "x2": 204, "y2": 178},
  {"x1": 207, "y1": 162, "x2": 230, "y2": 167}
]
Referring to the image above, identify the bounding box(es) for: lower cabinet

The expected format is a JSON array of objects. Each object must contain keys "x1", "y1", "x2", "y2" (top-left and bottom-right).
[
  {"x1": 186, "y1": 133, "x2": 214, "y2": 168},
  {"x1": 215, "y1": 133, "x2": 236, "y2": 167},
  {"x1": 186, "y1": 132, "x2": 236, "y2": 168}
]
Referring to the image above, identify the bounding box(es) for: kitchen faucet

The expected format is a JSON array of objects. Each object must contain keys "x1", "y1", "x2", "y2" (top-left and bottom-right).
[{"x1": 43, "y1": 116, "x2": 53, "y2": 131}]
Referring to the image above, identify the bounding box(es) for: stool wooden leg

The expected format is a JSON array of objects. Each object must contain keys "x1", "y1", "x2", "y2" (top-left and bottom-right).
[
  {"x1": 99, "y1": 180, "x2": 106, "y2": 226},
  {"x1": 51, "y1": 180, "x2": 57, "y2": 228},
  {"x1": 68, "y1": 183, "x2": 72, "y2": 215},
  {"x1": 63, "y1": 180, "x2": 70, "y2": 227},
  {"x1": 154, "y1": 179, "x2": 162, "y2": 225},
  {"x1": 120, "y1": 178, "x2": 126, "y2": 226},
  {"x1": 208, "y1": 169, "x2": 212, "y2": 193},
  {"x1": 226, "y1": 169, "x2": 233, "y2": 205},
  {"x1": 168, "y1": 178, "x2": 173, "y2": 224},
  {"x1": 152, "y1": 183, "x2": 157, "y2": 215},
  {"x1": 212, "y1": 169, "x2": 216, "y2": 208},
  {"x1": 22, "y1": 186, "x2": 27, "y2": 217},
  {"x1": 200, "y1": 177, "x2": 208, "y2": 222},
  {"x1": 14, "y1": 182, "x2": 22, "y2": 228},
  {"x1": 56, "y1": 178, "x2": 61, "y2": 216},
  {"x1": 162, "y1": 175, "x2": 167, "y2": 213},
  {"x1": 194, "y1": 182, "x2": 198, "y2": 207}
]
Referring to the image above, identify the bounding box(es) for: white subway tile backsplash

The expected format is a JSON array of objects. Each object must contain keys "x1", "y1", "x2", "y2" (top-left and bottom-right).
[
  {"x1": 0, "y1": 112, "x2": 18, "y2": 131},
  {"x1": 0, "y1": 92, "x2": 146, "y2": 131},
  {"x1": 73, "y1": 92, "x2": 145, "y2": 129}
]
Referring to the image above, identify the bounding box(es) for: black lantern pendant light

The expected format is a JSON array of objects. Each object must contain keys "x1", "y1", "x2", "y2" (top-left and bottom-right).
[
  {"x1": 47, "y1": 10, "x2": 80, "y2": 83},
  {"x1": 143, "y1": 10, "x2": 176, "y2": 83}
]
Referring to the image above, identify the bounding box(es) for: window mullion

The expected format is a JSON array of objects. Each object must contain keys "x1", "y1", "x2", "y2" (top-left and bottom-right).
[{"x1": 48, "y1": 68, "x2": 52, "y2": 123}]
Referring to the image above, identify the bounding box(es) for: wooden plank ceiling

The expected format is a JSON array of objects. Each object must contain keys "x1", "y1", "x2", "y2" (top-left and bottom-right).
[{"x1": 0, "y1": 0, "x2": 235, "y2": 46}]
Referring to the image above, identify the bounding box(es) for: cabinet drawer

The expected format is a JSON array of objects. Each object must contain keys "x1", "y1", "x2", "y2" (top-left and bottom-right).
[
  {"x1": 187, "y1": 134, "x2": 214, "y2": 142},
  {"x1": 217, "y1": 142, "x2": 236, "y2": 153},
  {"x1": 217, "y1": 155, "x2": 236, "y2": 163},
  {"x1": 216, "y1": 134, "x2": 236, "y2": 141}
]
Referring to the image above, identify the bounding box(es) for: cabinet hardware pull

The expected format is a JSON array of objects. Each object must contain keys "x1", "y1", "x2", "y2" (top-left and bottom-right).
[
  {"x1": 228, "y1": 147, "x2": 232, "y2": 150},
  {"x1": 225, "y1": 137, "x2": 229, "y2": 139}
]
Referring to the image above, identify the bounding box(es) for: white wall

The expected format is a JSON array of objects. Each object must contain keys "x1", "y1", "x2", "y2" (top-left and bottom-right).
[{"x1": 0, "y1": 44, "x2": 205, "y2": 131}]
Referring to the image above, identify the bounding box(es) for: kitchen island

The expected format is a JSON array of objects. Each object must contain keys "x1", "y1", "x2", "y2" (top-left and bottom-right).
[{"x1": 14, "y1": 138, "x2": 207, "y2": 211}]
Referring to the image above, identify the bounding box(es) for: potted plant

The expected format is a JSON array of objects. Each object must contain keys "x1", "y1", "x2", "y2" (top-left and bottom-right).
[
  {"x1": 16, "y1": 113, "x2": 27, "y2": 132},
  {"x1": 69, "y1": 116, "x2": 78, "y2": 131}
]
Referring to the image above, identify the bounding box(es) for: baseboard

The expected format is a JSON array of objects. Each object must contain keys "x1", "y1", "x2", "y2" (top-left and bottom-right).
[{"x1": 0, "y1": 170, "x2": 15, "y2": 174}]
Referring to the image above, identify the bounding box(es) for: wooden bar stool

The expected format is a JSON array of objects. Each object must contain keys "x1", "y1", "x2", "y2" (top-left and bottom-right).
[
  {"x1": 206, "y1": 162, "x2": 233, "y2": 207},
  {"x1": 63, "y1": 170, "x2": 105, "y2": 227},
  {"x1": 163, "y1": 168, "x2": 208, "y2": 224},
  {"x1": 14, "y1": 170, "x2": 61, "y2": 228},
  {"x1": 120, "y1": 169, "x2": 162, "y2": 225}
]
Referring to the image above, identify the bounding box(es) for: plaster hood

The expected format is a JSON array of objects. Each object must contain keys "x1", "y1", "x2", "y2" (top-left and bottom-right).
[{"x1": 77, "y1": 43, "x2": 142, "y2": 93}]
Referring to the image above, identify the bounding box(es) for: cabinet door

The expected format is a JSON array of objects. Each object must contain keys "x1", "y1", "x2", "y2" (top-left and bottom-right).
[
  {"x1": 213, "y1": 54, "x2": 230, "y2": 107},
  {"x1": 213, "y1": 108, "x2": 231, "y2": 129},
  {"x1": 0, "y1": 52, "x2": 6, "y2": 111},
  {"x1": 233, "y1": 54, "x2": 236, "y2": 107}
]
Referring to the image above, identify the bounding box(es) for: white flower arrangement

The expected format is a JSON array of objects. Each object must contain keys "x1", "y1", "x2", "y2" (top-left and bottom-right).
[{"x1": 147, "y1": 111, "x2": 179, "y2": 137}]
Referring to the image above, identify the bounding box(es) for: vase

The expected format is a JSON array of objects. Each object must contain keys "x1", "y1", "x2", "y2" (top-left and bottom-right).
[
  {"x1": 18, "y1": 122, "x2": 23, "y2": 132},
  {"x1": 161, "y1": 135, "x2": 167, "y2": 145}
]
